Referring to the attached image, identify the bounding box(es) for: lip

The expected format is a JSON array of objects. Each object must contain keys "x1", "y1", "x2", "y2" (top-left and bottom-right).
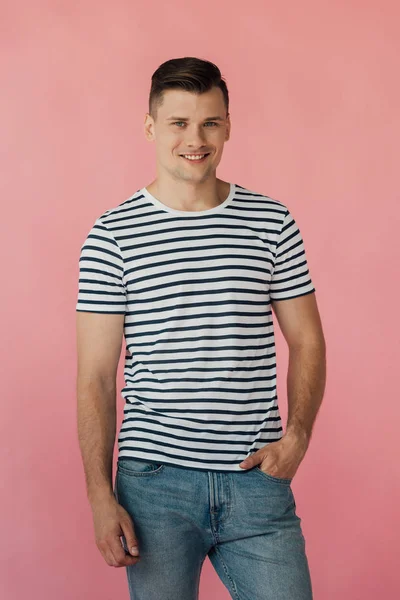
[
  {"x1": 179, "y1": 152, "x2": 211, "y2": 163},
  {"x1": 179, "y1": 153, "x2": 210, "y2": 156}
]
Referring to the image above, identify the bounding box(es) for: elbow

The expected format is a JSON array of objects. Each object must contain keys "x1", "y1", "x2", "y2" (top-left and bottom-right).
[{"x1": 288, "y1": 333, "x2": 326, "y2": 354}]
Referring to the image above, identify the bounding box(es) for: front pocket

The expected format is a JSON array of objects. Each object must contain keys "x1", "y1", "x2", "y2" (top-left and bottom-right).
[
  {"x1": 254, "y1": 466, "x2": 292, "y2": 485},
  {"x1": 117, "y1": 457, "x2": 165, "y2": 476}
]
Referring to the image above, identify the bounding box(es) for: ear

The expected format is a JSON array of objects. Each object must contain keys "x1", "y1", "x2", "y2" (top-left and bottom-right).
[
  {"x1": 225, "y1": 113, "x2": 231, "y2": 141},
  {"x1": 144, "y1": 113, "x2": 155, "y2": 142}
]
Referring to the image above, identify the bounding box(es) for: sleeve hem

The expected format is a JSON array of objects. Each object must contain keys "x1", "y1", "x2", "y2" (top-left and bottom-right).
[
  {"x1": 270, "y1": 288, "x2": 315, "y2": 302},
  {"x1": 76, "y1": 308, "x2": 126, "y2": 314}
]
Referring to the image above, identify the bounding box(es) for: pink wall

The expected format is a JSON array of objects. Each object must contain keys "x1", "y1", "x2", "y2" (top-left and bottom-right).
[{"x1": 2, "y1": 1, "x2": 399, "y2": 598}]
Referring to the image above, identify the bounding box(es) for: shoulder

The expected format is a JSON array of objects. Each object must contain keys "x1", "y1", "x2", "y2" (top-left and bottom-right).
[
  {"x1": 235, "y1": 183, "x2": 289, "y2": 219},
  {"x1": 94, "y1": 187, "x2": 145, "y2": 225}
]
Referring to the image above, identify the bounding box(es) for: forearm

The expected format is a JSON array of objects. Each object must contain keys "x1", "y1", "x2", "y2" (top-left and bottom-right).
[
  {"x1": 77, "y1": 379, "x2": 117, "y2": 506},
  {"x1": 285, "y1": 342, "x2": 326, "y2": 448}
]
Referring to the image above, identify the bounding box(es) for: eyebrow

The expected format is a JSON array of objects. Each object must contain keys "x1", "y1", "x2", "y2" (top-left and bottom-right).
[{"x1": 166, "y1": 116, "x2": 225, "y2": 121}]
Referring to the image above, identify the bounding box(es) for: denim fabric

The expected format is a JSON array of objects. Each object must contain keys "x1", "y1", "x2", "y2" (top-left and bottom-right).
[{"x1": 114, "y1": 457, "x2": 313, "y2": 600}]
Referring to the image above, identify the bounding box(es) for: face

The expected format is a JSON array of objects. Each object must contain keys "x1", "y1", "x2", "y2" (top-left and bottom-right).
[{"x1": 144, "y1": 87, "x2": 231, "y2": 184}]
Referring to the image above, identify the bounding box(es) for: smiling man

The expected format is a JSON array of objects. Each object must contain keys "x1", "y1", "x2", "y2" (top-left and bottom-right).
[
  {"x1": 143, "y1": 84, "x2": 231, "y2": 213},
  {"x1": 76, "y1": 56, "x2": 326, "y2": 600}
]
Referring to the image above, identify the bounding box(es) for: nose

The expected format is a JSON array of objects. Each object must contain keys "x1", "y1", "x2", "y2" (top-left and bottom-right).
[{"x1": 185, "y1": 124, "x2": 207, "y2": 148}]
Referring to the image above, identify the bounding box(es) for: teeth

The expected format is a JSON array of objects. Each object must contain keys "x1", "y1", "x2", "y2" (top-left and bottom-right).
[{"x1": 183, "y1": 154, "x2": 206, "y2": 160}]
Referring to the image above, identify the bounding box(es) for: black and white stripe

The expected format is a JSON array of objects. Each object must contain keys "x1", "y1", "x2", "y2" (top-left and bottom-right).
[{"x1": 76, "y1": 182, "x2": 315, "y2": 471}]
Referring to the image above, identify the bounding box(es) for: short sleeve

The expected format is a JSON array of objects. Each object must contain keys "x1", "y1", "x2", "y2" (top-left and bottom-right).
[
  {"x1": 270, "y1": 209, "x2": 316, "y2": 301},
  {"x1": 76, "y1": 218, "x2": 127, "y2": 314}
]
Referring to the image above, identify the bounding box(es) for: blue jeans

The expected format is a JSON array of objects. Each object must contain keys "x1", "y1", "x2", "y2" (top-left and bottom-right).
[{"x1": 114, "y1": 457, "x2": 313, "y2": 600}]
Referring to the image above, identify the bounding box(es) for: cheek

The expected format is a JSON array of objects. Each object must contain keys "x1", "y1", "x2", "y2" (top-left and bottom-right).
[{"x1": 158, "y1": 140, "x2": 179, "y2": 156}]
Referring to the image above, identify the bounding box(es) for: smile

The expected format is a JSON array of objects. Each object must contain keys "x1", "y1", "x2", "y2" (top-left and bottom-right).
[{"x1": 180, "y1": 153, "x2": 210, "y2": 163}]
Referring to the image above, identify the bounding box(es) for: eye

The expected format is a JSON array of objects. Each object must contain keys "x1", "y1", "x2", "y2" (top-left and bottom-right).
[{"x1": 171, "y1": 121, "x2": 219, "y2": 127}]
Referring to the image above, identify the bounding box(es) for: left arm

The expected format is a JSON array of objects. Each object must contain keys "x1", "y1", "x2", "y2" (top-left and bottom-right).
[
  {"x1": 274, "y1": 292, "x2": 326, "y2": 449},
  {"x1": 285, "y1": 335, "x2": 326, "y2": 456},
  {"x1": 239, "y1": 292, "x2": 326, "y2": 474}
]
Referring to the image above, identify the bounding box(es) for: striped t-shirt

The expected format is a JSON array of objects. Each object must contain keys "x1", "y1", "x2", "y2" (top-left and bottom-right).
[{"x1": 76, "y1": 182, "x2": 315, "y2": 472}]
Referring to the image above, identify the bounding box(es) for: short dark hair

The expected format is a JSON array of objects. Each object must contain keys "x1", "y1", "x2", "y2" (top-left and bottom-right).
[{"x1": 149, "y1": 57, "x2": 229, "y2": 121}]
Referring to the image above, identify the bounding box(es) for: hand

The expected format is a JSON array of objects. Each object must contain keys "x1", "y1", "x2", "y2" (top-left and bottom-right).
[
  {"x1": 90, "y1": 495, "x2": 141, "y2": 567},
  {"x1": 238, "y1": 432, "x2": 309, "y2": 479}
]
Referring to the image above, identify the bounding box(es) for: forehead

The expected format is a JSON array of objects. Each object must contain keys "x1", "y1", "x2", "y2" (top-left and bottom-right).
[{"x1": 159, "y1": 87, "x2": 226, "y2": 119}]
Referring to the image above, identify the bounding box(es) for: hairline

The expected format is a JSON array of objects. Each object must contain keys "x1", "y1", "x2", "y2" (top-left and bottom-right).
[{"x1": 165, "y1": 116, "x2": 226, "y2": 122}]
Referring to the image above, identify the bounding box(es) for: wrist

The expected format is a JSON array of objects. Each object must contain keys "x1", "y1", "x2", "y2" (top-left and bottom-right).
[
  {"x1": 88, "y1": 486, "x2": 115, "y2": 508},
  {"x1": 285, "y1": 426, "x2": 310, "y2": 449}
]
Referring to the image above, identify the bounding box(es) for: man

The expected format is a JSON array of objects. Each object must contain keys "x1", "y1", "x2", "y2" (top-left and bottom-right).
[{"x1": 76, "y1": 56, "x2": 326, "y2": 600}]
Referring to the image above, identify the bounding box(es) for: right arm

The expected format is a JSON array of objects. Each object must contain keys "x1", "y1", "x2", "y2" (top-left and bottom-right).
[
  {"x1": 76, "y1": 310, "x2": 140, "y2": 566},
  {"x1": 76, "y1": 311, "x2": 124, "y2": 505}
]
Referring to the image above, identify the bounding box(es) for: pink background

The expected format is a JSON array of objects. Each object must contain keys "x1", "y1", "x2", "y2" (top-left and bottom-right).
[{"x1": 2, "y1": 1, "x2": 399, "y2": 598}]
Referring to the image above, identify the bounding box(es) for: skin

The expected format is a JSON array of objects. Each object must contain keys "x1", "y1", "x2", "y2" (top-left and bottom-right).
[
  {"x1": 77, "y1": 86, "x2": 326, "y2": 569},
  {"x1": 142, "y1": 87, "x2": 326, "y2": 480},
  {"x1": 77, "y1": 86, "x2": 234, "y2": 569},
  {"x1": 143, "y1": 86, "x2": 232, "y2": 210},
  {"x1": 239, "y1": 292, "x2": 326, "y2": 479}
]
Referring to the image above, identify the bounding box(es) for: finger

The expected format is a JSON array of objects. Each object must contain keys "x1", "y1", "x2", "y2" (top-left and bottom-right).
[
  {"x1": 120, "y1": 520, "x2": 140, "y2": 557},
  {"x1": 239, "y1": 457, "x2": 253, "y2": 468},
  {"x1": 108, "y1": 537, "x2": 140, "y2": 567},
  {"x1": 97, "y1": 539, "x2": 118, "y2": 567},
  {"x1": 97, "y1": 536, "x2": 137, "y2": 568}
]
